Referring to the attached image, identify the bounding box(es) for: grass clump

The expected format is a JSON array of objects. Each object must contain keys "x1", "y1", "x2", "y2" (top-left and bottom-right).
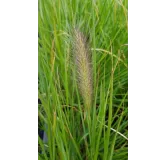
[{"x1": 38, "y1": 0, "x2": 128, "y2": 160}]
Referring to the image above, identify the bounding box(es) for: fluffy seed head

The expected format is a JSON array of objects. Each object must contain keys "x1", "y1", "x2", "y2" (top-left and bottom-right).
[{"x1": 72, "y1": 29, "x2": 93, "y2": 111}]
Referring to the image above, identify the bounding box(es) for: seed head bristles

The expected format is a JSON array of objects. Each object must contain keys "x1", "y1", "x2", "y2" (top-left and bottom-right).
[{"x1": 72, "y1": 29, "x2": 93, "y2": 114}]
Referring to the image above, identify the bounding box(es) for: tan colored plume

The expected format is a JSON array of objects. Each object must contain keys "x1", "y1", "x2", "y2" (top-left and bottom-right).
[{"x1": 72, "y1": 29, "x2": 93, "y2": 113}]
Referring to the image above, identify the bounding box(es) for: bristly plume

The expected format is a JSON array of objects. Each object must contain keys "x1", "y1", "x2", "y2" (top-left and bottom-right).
[{"x1": 71, "y1": 28, "x2": 93, "y2": 113}]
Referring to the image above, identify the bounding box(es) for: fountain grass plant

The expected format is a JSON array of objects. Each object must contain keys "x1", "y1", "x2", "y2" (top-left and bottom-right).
[{"x1": 38, "y1": 0, "x2": 128, "y2": 159}]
